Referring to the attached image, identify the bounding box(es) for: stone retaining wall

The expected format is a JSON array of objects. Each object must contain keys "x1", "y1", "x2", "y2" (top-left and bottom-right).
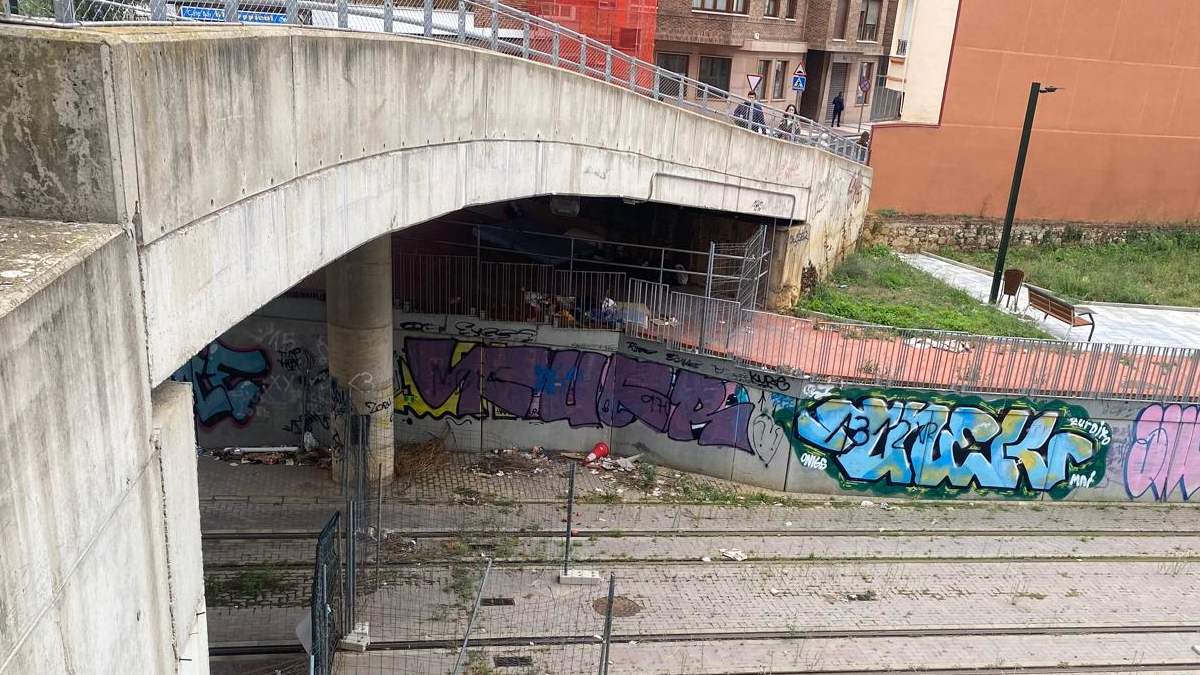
[{"x1": 864, "y1": 214, "x2": 1199, "y2": 253}]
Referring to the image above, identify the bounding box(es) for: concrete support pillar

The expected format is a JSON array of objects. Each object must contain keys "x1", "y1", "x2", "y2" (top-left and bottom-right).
[{"x1": 327, "y1": 237, "x2": 395, "y2": 485}]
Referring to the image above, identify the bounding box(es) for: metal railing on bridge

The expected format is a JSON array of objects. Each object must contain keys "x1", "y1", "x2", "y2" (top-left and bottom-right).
[
  {"x1": 381, "y1": 252, "x2": 1200, "y2": 403},
  {"x1": 624, "y1": 279, "x2": 1200, "y2": 403},
  {"x1": 1, "y1": 0, "x2": 869, "y2": 165}
]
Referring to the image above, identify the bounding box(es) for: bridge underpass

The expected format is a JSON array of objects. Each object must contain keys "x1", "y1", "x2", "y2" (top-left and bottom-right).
[{"x1": 4, "y1": 7, "x2": 1200, "y2": 675}]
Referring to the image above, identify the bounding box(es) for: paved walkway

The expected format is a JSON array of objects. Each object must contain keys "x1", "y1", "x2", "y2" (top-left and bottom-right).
[{"x1": 901, "y1": 253, "x2": 1200, "y2": 348}]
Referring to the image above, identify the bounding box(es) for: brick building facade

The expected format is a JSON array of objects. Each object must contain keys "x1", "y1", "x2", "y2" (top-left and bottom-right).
[{"x1": 652, "y1": 0, "x2": 895, "y2": 127}]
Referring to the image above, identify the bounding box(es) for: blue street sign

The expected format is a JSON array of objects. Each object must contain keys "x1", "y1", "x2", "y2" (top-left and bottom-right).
[
  {"x1": 791, "y1": 74, "x2": 807, "y2": 92},
  {"x1": 179, "y1": 5, "x2": 286, "y2": 22}
]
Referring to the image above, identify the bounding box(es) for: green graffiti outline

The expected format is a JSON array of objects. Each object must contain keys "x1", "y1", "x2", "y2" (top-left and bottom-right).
[{"x1": 779, "y1": 388, "x2": 1110, "y2": 500}]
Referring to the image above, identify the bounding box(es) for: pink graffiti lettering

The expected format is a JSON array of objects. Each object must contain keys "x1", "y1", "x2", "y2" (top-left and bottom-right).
[{"x1": 1126, "y1": 404, "x2": 1200, "y2": 501}]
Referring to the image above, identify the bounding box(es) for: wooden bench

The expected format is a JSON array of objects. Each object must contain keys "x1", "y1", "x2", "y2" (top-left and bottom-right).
[{"x1": 1026, "y1": 285, "x2": 1096, "y2": 341}]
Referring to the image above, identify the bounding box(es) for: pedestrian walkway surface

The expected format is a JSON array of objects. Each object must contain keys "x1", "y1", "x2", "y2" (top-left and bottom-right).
[
  {"x1": 204, "y1": 454, "x2": 1200, "y2": 675},
  {"x1": 902, "y1": 252, "x2": 1200, "y2": 348}
]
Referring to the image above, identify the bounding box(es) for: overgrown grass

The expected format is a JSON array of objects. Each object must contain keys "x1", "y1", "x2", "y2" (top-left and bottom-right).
[
  {"x1": 938, "y1": 231, "x2": 1200, "y2": 307},
  {"x1": 797, "y1": 246, "x2": 1051, "y2": 338}
]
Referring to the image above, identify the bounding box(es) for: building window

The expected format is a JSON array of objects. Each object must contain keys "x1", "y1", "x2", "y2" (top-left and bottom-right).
[
  {"x1": 754, "y1": 59, "x2": 771, "y2": 97},
  {"x1": 858, "y1": 0, "x2": 882, "y2": 41},
  {"x1": 896, "y1": 0, "x2": 915, "y2": 55},
  {"x1": 764, "y1": 0, "x2": 779, "y2": 17},
  {"x1": 833, "y1": 0, "x2": 849, "y2": 38},
  {"x1": 771, "y1": 59, "x2": 788, "y2": 99},
  {"x1": 855, "y1": 61, "x2": 873, "y2": 104},
  {"x1": 785, "y1": 0, "x2": 796, "y2": 19},
  {"x1": 656, "y1": 52, "x2": 689, "y2": 98},
  {"x1": 692, "y1": 0, "x2": 746, "y2": 14},
  {"x1": 698, "y1": 56, "x2": 732, "y2": 94}
]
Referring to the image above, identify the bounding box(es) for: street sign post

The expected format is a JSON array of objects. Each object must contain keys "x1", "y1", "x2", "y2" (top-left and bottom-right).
[{"x1": 791, "y1": 63, "x2": 807, "y2": 92}]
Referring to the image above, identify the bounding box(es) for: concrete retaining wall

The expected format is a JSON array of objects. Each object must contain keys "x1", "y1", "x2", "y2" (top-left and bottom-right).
[
  {"x1": 0, "y1": 224, "x2": 205, "y2": 675},
  {"x1": 189, "y1": 299, "x2": 1197, "y2": 503}
]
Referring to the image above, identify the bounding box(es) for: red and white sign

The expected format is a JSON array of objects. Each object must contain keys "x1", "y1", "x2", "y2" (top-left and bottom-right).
[
  {"x1": 746, "y1": 73, "x2": 763, "y2": 95},
  {"x1": 794, "y1": 63, "x2": 806, "y2": 77}
]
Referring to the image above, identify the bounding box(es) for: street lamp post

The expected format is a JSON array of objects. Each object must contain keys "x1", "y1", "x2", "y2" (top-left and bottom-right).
[{"x1": 988, "y1": 81, "x2": 1060, "y2": 304}]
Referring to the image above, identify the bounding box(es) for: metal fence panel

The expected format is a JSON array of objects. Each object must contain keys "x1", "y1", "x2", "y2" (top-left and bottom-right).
[{"x1": 311, "y1": 512, "x2": 343, "y2": 675}]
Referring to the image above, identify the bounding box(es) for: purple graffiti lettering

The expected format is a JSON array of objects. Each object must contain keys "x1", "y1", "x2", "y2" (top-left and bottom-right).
[
  {"x1": 481, "y1": 346, "x2": 546, "y2": 418},
  {"x1": 539, "y1": 350, "x2": 605, "y2": 427},
  {"x1": 405, "y1": 338, "x2": 482, "y2": 415},
  {"x1": 602, "y1": 355, "x2": 673, "y2": 431},
  {"x1": 668, "y1": 370, "x2": 754, "y2": 451}
]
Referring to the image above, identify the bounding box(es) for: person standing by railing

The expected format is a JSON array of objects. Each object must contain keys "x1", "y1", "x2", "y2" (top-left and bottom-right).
[
  {"x1": 778, "y1": 104, "x2": 801, "y2": 139},
  {"x1": 734, "y1": 91, "x2": 766, "y2": 134}
]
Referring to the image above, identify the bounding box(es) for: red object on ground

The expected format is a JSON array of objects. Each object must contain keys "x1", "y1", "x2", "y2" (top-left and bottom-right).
[{"x1": 584, "y1": 442, "x2": 610, "y2": 464}]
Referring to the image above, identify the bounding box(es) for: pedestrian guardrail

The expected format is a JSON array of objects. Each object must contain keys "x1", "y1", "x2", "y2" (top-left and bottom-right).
[{"x1": 1, "y1": 0, "x2": 868, "y2": 164}]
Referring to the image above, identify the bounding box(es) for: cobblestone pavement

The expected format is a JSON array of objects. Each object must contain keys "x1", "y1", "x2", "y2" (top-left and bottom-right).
[{"x1": 200, "y1": 462, "x2": 1200, "y2": 672}]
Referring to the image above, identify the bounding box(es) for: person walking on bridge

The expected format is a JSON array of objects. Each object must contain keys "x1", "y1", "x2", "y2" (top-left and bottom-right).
[{"x1": 734, "y1": 91, "x2": 766, "y2": 134}]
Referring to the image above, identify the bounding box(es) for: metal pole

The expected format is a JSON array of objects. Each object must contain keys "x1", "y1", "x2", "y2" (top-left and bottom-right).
[
  {"x1": 563, "y1": 463, "x2": 576, "y2": 574},
  {"x1": 552, "y1": 32, "x2": 560, "y2": 66},
  {"x1": 569, "y1": 238, "x2": 575, "y2": 273},
  {"x1": 456, "y1": 0, "x2": 465, "y2": 42},
  {"x1": 658, "y1": 248, "x2": 665, "y2": 285},
  {"x1": 422, "y1": 0, "x2": 432, "y2": 36},
  {"x1": 474, "y1": 226, "x2": 482, "y2": 316},
  {"x1": 223, "y1": 0, "x2": 235, "y2": 23},
  {"x1": 286, "y1": 0, "x2": 298, "y2": 25},
  {"x1": 489, "y1": 0, "x2": 498, "y2": 51},
  {"x1": 336, "y1": 0, "x2": 347, "y2": 28},
  {"x1": 521, "y1": 19, "x2": 530, "y2": 59},
  {"x1": 375, "y1": 462, "x2": 383, "y2": 587},
  {"x1": 989, "y1": 81, "x2": 1042, "y2": 304},
  {"x1": 700, "y1": 241, "x2": 715, "y2": 353},
  {"x1": 149, "y1": 0, "x2": 165, "y2": 21},
  {"x1": 382, "y1": 0, "x2": 393, "y2": 32},
  {"x1": 598, "y1": 573, "x2": 616, "y2": 675},
  {"x1": 451, "y1": 559, "x2": 494, "y2": 675}
]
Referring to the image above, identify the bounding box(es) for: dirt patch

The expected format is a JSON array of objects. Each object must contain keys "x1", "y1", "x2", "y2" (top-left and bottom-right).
[{"x1": 593, "y1": 594, "x2": 642, "y2": 617}]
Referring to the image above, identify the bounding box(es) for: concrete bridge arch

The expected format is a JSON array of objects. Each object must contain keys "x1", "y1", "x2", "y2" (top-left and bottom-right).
[{"x1": 0, "y1": 22, "x2": 871, "y2": 675}]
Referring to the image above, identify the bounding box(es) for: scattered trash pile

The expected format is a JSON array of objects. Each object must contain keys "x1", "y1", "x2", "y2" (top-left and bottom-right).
[
  {"x1": 466, "y1": 445, "x2": 553, "y2": 479},
  {"x1": 203, "y1": 432, "x2": 330, "y2": 467}
]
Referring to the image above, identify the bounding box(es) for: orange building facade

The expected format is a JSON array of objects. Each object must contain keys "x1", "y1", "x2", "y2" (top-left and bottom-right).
[
  {"x1": 868, "y1": 0, "x2": 1200, "y2": 222},
  {"x1": 529, "y1": 0, "x2": 658, "y2": 64}
]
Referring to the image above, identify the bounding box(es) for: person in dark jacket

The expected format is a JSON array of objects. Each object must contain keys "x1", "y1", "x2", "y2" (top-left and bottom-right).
[
  {"x1": 831, "y1": 92, "x2": 845, "y2": 127},
  {"x1": 733, "y1": 91, "x2": 767, "y2": 134}
]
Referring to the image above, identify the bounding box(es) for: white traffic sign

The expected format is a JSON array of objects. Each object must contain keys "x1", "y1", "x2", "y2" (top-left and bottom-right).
[
  {"x1": 746, "y1": 73, "x2": 763, "y2": 95},
  {"x1": 794, "y1": 63, "x2": 806, "y2": 77}
]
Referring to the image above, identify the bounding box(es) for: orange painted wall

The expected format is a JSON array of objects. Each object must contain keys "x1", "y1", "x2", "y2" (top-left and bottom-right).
[{"x1": 869, "y1": 0, "x2": 1200, "y2": 222}]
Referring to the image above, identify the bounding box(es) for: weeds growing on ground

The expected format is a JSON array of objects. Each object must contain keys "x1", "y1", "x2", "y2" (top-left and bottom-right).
[
  {"x1": 938, "y1": 230, "x2": 1200, "y2": 307},
  {"x1": 796, "y1": 245, "x2": 1051, "y2": 338}
]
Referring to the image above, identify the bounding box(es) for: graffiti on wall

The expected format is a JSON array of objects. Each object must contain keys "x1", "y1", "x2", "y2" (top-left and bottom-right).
[
  {"x1": 788, "y1": 391, "x2": 1110, "y2": 498},
  {"x1": 171, "y1": 340, "x2": 272, "y2": 427},
  {"x1": 1125, "y1": 404, "x2": 1200, "y2": 501},
  {"x1": 395, "y1": 338, "x2": 773, "y2": 460}
]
